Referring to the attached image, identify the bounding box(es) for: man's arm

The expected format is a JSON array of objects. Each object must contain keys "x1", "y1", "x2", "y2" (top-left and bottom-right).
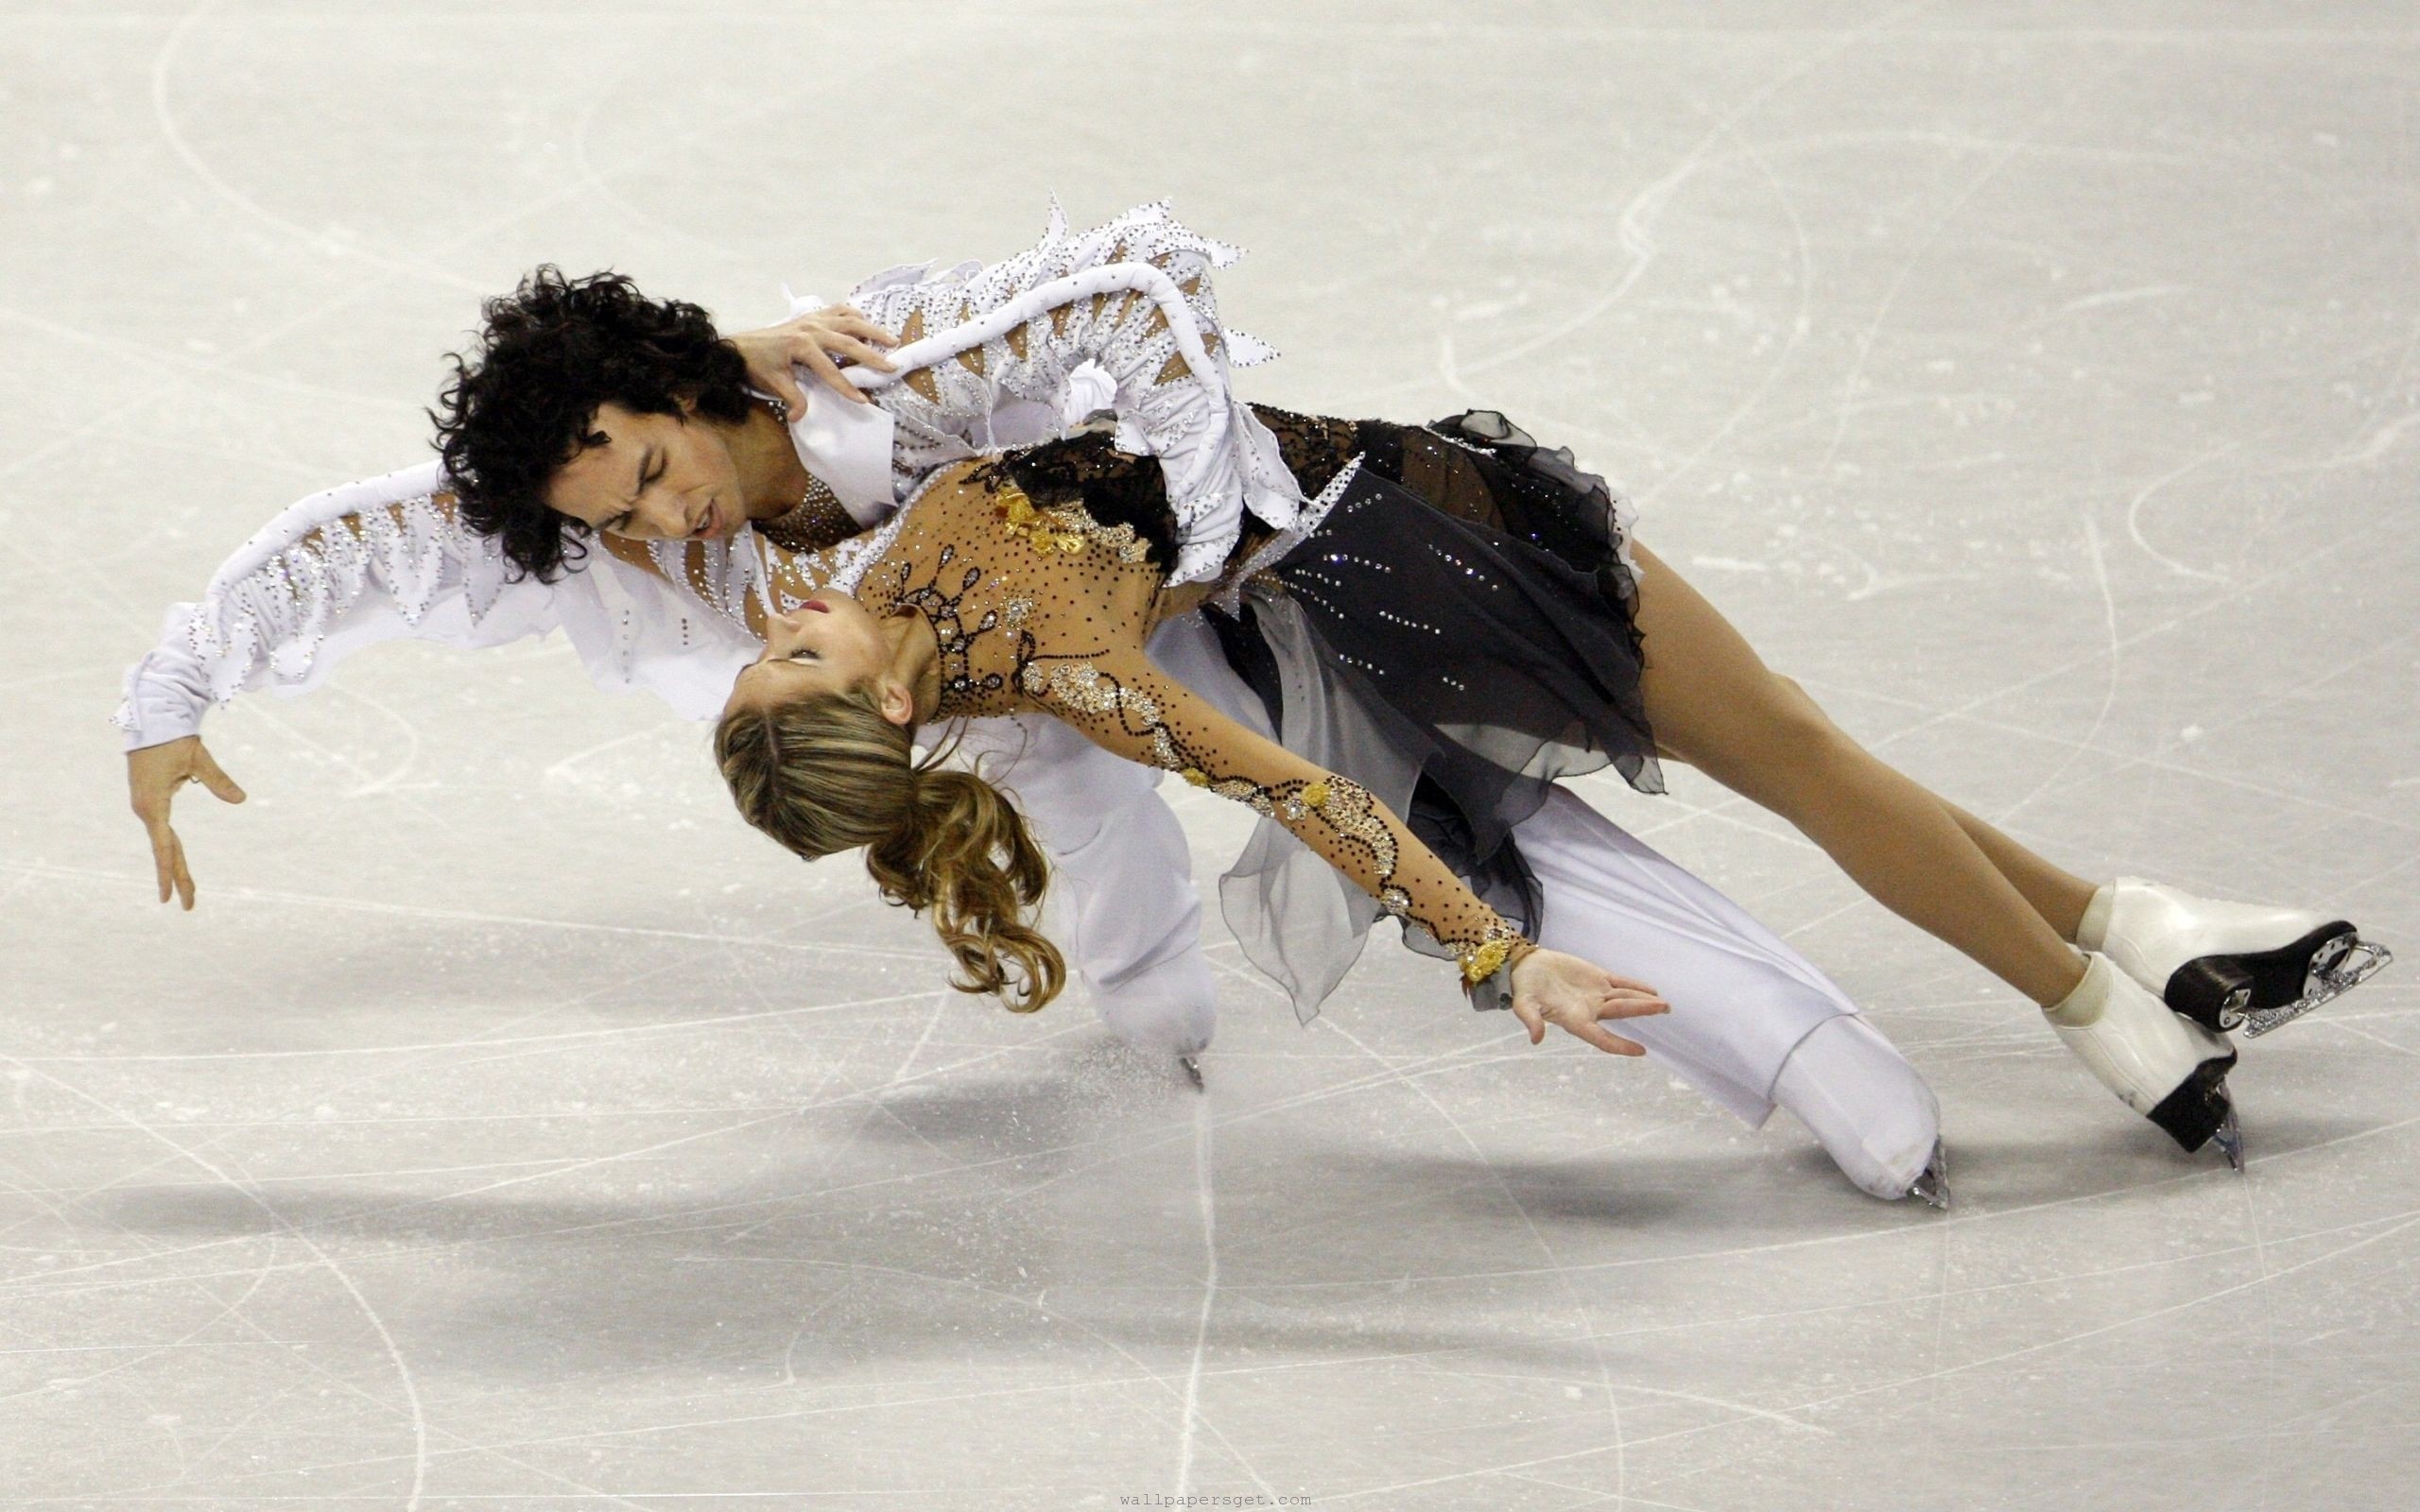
[
  {"x1": 808, "y1": 201, "x2": 1307, "y2": 585},
  {"x1": 116, "y1": 463, "x2": 567, "y2": 905},
  {"x1": 114, "y1": 463, "x2": 509, "y2": 749}
]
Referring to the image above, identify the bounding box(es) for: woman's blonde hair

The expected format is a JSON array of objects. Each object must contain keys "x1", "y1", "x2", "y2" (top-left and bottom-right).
[{"x1": 714, "y1": 683, "x2": 1065, "y2": 1011}]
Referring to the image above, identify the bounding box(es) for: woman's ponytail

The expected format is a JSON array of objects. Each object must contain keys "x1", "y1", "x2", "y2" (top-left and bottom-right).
[
  {"x1": 715, "y1": 684, "x2": 1067, "y2": 1012},
  {"x1": 864, "y1": 765, "x2": 1063, "y2": 1010}
]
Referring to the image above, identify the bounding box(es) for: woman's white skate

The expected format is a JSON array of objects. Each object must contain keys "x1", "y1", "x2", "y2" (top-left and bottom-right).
[{"x1": 2093, "y1": 879, "x2": 2394, "y2": 1038}]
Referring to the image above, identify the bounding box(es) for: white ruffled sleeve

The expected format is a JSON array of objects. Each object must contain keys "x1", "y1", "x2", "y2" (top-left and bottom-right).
[
  {"x1": 111, "y1": 463, "x2": 562, "y2": 750},
  {"x1": 830, "y1": 200, "x2": 1306, "y2": 585}
]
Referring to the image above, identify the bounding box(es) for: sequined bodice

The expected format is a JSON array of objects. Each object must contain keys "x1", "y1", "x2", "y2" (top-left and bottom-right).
[{"x1": 850, "y1": 457, "x2": 1174, "y2": 721}]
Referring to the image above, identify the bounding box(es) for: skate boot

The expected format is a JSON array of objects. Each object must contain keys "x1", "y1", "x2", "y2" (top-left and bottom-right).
[
  {"x1": 2081, "y1": 878, "x2": 2393, "y2": 1038},
  {"x1": 2047, "y1": 953, "x2": 2243, "y2": 1168}
]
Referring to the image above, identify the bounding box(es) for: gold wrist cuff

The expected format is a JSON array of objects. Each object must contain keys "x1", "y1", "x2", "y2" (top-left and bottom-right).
[{"x1": 1461, "y1": 934, "x2": 1536, "y2": 987}]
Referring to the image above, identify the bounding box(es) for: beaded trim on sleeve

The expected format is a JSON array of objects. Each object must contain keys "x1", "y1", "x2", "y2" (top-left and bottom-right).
[
  {"x1": 842, "y1": 201, "x2": 1303, "y2": 588},
  {"x1": 112, "y1": 486, "x2": 509, "y2": 734},
  {"x1": 1018, "y1": 654, "x2": 1530, "y2": 978}
]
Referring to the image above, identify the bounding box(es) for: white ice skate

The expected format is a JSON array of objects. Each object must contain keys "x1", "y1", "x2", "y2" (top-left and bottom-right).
[
  {"x1": 2086, "y1": 878, "x2": 2393, "y2": 1039},
  {"x1": 2047, "y1": 953, "x2": 2243, "y2": 1169}
]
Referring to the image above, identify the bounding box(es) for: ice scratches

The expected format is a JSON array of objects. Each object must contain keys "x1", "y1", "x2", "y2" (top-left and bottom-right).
[
  {"x1": 371, "y1": 1251, "x2": 1294, "y2": 1498},
  {"x1": 151, "y1": 0, "x2": 484, "y2": 293},
  {"x1": 12, "y1": 1023, "x2": 1102, "y2": 1298},
  {"x1": 1288, "y1": 1198, "x2": 2420, "y2": 1506},
  {"x1": 1988, "y1": 511, "x2": 2121, "y2": 822},
  {"x1": 2042, "y1": 284, "x2": 2194, "y2": 320},
  {"x1": 2, "y1": 859, "x2": 941, "y2": 989},
  {"x1": 1812, "y1": 88, "x2": 2078, "y2": 484},
  {"x1": 1779, "y1": 1207, "x2": 2420, "y2": 1422},
  {"x1": 2122, "y1": 444, "x2": 2239, "y2": 583},
  {"x1": 2321, "y1": 406, "x2": 2420, "y2": 470},
  {"x1": 1205, "y1": 1108, "x2": 2420, "y2": 1305},
  {"x1": 1636, "y1": 516, "x2": 2391, "y2": 856},
  {"x1": 1324, "y1": 1018, "x2": 1632, "y2": 1503},
  {"x1": 0, "y1": 1053, "x2": 431, "y2": 1510},
  {"x1": 1171, "y1": 1088, "x2": 1219, "y2": 1497},
  {"x1": 978, "y1": 1035, "x2": 1529, "y2": 1214}
]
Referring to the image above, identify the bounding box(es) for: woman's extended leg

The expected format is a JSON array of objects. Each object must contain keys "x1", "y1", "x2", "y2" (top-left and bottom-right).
[
  {"x1": 1617, "y1": 540, "x2": 2244, "y2": 1158},
  {"x1": 1939, "y1": 799, "x2": 2097, "y2": 944},
  {"x1": 1624, "y1": 541, "x2": 2087, "y2": 1008}
]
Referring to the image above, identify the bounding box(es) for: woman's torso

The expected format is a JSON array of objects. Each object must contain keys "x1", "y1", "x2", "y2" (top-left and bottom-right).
[{"x1": 854, "y1": 451, "x2": 1178, "y2": 721}]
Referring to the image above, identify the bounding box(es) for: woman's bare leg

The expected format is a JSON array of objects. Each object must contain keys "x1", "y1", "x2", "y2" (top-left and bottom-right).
[
  {"x1": 1646, "y1": 747, "x2": 2100, "y2": 945},
  {"x1": 1938, "y1": 799, "x2": 2097, "y2": 942},
  {"x1": 1625, "y1": 541, "x2": 2087, "y2": 1007}
]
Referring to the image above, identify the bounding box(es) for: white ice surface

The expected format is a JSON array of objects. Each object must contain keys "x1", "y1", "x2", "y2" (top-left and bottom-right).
[{"x1": 6, "y1": 3, "x2": 2419, "y2": 1508}]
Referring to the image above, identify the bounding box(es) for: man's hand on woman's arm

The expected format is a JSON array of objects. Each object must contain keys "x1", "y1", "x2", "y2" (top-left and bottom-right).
[
  {"x1": 127, "y1": 736, "x2": 246, "y2": 909},
  {"x1": 728, "y1": 304, "x2": 899, "y2": 413}
]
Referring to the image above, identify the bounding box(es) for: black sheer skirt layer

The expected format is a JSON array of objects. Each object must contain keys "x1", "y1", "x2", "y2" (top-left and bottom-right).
[
  {"x1": 1235, "y1": 409, "x2": 1662, "y2": 941},
  {"x1": 994, "y1": 407, "x2": 1662, "y2": 992}
]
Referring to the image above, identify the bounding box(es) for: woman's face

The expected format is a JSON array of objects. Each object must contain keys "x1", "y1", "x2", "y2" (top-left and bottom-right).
[
  {"x1": 723, "y1": 598, "x2": 897, "y2": 718},
  {"x1": 544, "y1": 401, "x2": 747, "y2": 542}
]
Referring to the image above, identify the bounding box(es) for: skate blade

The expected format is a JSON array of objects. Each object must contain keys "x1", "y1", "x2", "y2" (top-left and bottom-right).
[
  {"x1": 1907, "y1": 1140, "x2": 1952, "y2": 1211},
  {"x1": 2212, "y1": 1108, "x2": 2245, "y2": 1172},
  {"x1": 2240, "y1": 938, "x2": 2394, "y2": 1039},
  {"x1": 1178, "y1": 1054, "x2": 1205, "y2": 1091}
]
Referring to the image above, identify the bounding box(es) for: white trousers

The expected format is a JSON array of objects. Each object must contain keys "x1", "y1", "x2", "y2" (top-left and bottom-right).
[
  {"x1": 960, "y1": 618, "x2": 1943, "y2": 1198},
  {"x1": 953, "y1": 710, "x2": 1220, "y2": 1056},
  {"x1": 1520, "y1": 786, "x2": 1941, "y2": 1197}
]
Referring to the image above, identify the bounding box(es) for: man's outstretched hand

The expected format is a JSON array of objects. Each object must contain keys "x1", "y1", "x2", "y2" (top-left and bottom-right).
[{"x1": 127, "y1": 736, "x2": 246, "y2": 909}]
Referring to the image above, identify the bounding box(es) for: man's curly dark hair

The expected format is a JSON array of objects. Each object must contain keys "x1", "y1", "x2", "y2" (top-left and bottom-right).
[{"x1": 430, "y1": 266, "x2": 754, "y2": 581}]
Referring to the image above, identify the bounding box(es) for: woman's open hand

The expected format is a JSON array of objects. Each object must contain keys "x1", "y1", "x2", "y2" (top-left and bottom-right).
[
  {"x1": 1509, "y1": 948, "x2": 1669, "y2": 1055},
  {"x1": 127, "y1": 736, "x2": 246, "y2": 909},
  {"x1": 728, "y1": 304, "x2": 900, "y2": 413}
]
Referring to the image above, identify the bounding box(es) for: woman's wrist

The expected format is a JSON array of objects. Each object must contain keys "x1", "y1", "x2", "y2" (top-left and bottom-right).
[
  {"x1": 1460, "y1": 928, "x2": 1536, "y2": 987},
  {"x1": 1461, "y1": 931, "x2": 1539, "y2": 1013}
]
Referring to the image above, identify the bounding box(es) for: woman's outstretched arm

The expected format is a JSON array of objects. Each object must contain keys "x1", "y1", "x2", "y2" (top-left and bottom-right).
[{"x1": 1019, "y1": 642, "x2": 1669, "y2": 1052}]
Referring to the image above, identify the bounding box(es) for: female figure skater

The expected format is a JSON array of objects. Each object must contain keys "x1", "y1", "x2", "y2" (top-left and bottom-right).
[
  {"x1": 713, "y1": 417, "x2": 2390, "y2": 1179},
  {"x1": 422, "y1": 210, "x2": 2389, "y2": 1194}
]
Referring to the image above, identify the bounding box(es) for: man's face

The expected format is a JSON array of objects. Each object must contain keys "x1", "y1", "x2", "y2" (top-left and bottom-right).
[{"x1": 543, "y1": 401, "x2": 747, "y2": 543}]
